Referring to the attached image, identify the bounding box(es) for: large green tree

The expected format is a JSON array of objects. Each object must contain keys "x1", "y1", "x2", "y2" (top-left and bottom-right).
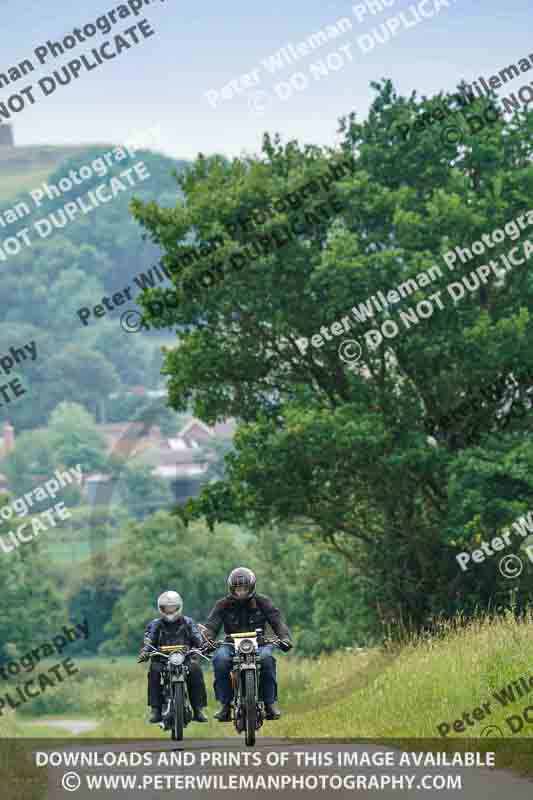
[{"x1": 131, "y1": 80, "x2": 533, "y2": 630}]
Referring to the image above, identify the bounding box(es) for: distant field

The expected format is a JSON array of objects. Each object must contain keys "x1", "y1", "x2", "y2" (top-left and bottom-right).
[
  {"x1": 0, "y1": 144, "x2": 113, "y2": 204},
  {"x1": 46, "y1": 536, "x2": 122, "y2": 565}
]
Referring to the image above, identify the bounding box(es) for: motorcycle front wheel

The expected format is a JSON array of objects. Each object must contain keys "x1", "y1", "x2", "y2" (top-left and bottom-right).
[
  {"x1": 171, "y1": 683, "x2": 185, "y2": 741},
  {"x1": 244, "y1": 670, "x2": 256, "y2": 747}
]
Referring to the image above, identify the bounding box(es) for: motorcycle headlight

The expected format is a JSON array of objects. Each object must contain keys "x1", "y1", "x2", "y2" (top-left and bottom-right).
[
  {"x1": 170, "y1": 652, "x2": 185, "y2": 666},
  {"x1": 239, "y1": 638, "x2": 254, "y2": 654}
]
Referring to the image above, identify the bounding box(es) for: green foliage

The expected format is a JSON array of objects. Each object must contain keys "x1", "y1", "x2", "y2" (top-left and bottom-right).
[
  {"x1": 119, "y1": 462, "x2": 173, "y2": 519},
  {"x1": 0, "y1": 499, "x2": 67, "y2": 664},
  {"x1": 68, "y1": 574, "x2": 122, "y2": 655},
  {"x1": 93, "y1": 513, "x2": 375, "y2": 658},
  {"x1": 132, "y1": 81, "x2": 533, "y2": 630},
  {"x1": 49, "y1": 504, "x2": 129, "y2": 557},
  {"x1": 195, "y1": 436, "x2": 234, "y2": 482},
  {"x1": 2, "y1": 402, "x2": 106, "y2": 503},
  {"x1": 2, "y1": 430, "x2": 57, "y2": 498},
  {"x1": 243, "y1": 526, "x2": 378, "y2": 655},
  {"x1": 0, "y1": 144, "x2": 87, "y2": 203},
  {"x1": 106, "y1": 392, "x2": 149, "y2": 423},
  {"x1": 48, "y1": 352, "x2": 121, "y2": 423},
  {"x1": 0, "y1": 146, "x2": 186, "y2": 428},
  {"x1": 48, "y1": 402, "x2": 107, "y2": 472},
  {"x1": 101, "y1": 513, "x2": 252, "y2": 653},
  {"x1": 76, "y1": 324, "x2": 156, "y2": 389}
]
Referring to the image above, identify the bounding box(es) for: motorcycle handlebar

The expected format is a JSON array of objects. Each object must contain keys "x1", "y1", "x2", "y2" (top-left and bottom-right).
[
  {"x1": 144, "y1": 645, "x2": 211, "y2": 662},
  {"x1": 147, "y1": 650, "x2": 169, "y2": 659},
  {"x1": 191, "y1": 648, "x2": 212, "y2": 662},
  {"x1": 209, "y1": 637, "x2": 282, "y2": 649}
]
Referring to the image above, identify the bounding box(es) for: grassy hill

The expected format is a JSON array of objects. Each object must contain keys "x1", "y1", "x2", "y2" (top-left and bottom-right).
[
  {"x1": 0, "y1": 145, "x2": 91, "y2": 203},
  {"x1": 0, "y1": 142, "x2": 181, "y2": 205}
]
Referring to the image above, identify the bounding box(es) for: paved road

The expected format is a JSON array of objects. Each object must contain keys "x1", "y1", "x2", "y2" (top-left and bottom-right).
[
  {"x1": 26, "y1": 719, "x2": 98, "y2": 735},
  {"x1": 34, "y1": 737, "x2": 533, "y2": 799}
]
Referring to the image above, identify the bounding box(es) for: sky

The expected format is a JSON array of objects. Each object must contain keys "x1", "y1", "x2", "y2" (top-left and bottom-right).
[{"x1": 2, "y1": 0, "x2": 532, "y2": 161}]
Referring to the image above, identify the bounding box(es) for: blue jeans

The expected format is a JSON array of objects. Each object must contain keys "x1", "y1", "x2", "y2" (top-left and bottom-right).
[{"x1": 212, "y1": 644, "x2": 277, "y2": 704}]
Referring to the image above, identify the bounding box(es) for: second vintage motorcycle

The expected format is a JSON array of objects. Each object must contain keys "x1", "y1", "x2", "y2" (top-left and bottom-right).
[{"x1": 208, "y1": 629, "x2": 282, "y2": 747}]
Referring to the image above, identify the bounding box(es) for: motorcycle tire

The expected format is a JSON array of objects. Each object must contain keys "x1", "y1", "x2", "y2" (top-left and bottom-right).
[
  {"x1": 244, "y1": 670, "x2": 256, "y2": 747},
  {"x1": 171, "y1": 683, "x2": 185, "y2": 741}
]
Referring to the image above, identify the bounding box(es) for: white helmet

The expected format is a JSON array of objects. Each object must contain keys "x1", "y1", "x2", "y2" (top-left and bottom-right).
[{"x1": 157, "y1": 591, "x2": 183, "y2": 623}]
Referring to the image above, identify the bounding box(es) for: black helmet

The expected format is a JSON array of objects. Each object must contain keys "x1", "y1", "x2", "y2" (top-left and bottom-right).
[{"x1": 228, "y1": 567, "x2": 256, "y2": 600}]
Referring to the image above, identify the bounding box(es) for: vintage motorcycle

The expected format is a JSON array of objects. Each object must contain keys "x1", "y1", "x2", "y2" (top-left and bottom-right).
[
  {"x1": 145, "y1": 643, "x2": 210, "y2": 740},
  {"x1": 210, "y1": 629, "x2": 282, "y2": 747}
]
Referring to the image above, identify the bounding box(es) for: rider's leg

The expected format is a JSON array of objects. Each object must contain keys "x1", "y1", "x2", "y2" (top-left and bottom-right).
[
  {"x1": 212, "y1": 644, "x2": 233, "y2": 703},
  {"x1": 258, "y1": 645, "x2": 280, "y2": 719},
  {"x1": 212, "y1": 644, "x2": 234, "y2": 720},
  {"x1": 148, "y1": 662, "x2": 163, "y2": 722},
  {"x1": 258, "y1": 645, "x2": 277, "y2": 702},
  {"x1": 187, "y1": 661, "x2": 208, "y2": 722}
]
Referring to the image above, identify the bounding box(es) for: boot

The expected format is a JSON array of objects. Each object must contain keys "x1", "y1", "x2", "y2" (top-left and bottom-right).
[
  {"x1": 214, "y1": 703, "x2": 232, "y2": 721},
  {"x1": 149, "y1": 706, "x2": 162, "y2": 723},
  {"x1": 193, "y1": 707, "x2": 208, "y2": 722},
  {"x1": 265, "y1": 703, "x2": 281, "y2": 720}
]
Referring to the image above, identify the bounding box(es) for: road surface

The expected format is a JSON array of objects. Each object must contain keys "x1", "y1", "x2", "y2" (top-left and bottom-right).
[{"x1": 26, "y1": 736, "x2": 533, "y2": 799}]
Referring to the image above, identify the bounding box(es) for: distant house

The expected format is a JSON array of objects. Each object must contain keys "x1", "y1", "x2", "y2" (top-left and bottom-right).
[
  {"x1": 134, "y1": 437, "x2": 209, "y2": 503},
  {"x1": 0, "y1": 415, "x2": 235, "y2": 507},
  {"x1": 97, "y1": 422, "x2": 162, "y2": 457},
  {"x1": 178, "y1": 418, "x2": 213, "y2": 446},
  {"x1": 88, "y1": 415, "x2": 236, "y2": 505}
]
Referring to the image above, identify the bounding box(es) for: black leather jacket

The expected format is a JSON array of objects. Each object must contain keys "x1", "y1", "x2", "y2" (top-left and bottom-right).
[
  {"x1": 204, "y1": 593, "x2": 291, "y2": 642},
  {"x1": 142, "y1": 616, "x2": 203, "y2": 663}
]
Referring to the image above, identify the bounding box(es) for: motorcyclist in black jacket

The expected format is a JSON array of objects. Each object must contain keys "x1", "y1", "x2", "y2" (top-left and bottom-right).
[
  {"x1": 138, "y1": 590, "x2": 208, "y2": 723},
  {"x1": 202, "y1": 567, "x2": 292, "y2": 721}
]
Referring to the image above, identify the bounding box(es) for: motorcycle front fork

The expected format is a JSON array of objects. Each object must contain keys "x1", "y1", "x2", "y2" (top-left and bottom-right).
[
  {"x1": 160, "y1": 680, "x2": 192, "y2": 729},
  {"x1": 232, "y1": 668, "x2": 264, "y2": 731}
]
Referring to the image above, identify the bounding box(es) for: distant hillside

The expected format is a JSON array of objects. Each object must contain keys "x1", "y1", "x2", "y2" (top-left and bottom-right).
[
  {"x1": 0, "y1": 145, "x2": 92, "y2": 203},
  {"x1": 0, "y1": 144, "x2": 189, "y2": 432},
  {"x1": 0, "y1": 143, "x2": 187, "y2": 205}
]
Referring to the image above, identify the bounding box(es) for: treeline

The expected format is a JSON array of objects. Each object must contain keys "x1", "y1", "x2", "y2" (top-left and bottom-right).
[
  {"x1": 0, "y1": 508, "x2": 375, "y2": 662},
  {"x1": 0, "y1": 146, "x2": 187, "y2": 430}
]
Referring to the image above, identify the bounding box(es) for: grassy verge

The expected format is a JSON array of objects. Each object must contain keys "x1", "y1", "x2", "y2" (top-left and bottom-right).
[
  {"x1": 2, "y1": 613, "x2": 533, "y2": 773},
  {"x1": 274, "y1": 610, "x2": 533, "y2": 740}
]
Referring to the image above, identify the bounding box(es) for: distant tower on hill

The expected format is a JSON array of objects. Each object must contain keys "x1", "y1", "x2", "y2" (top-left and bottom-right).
[{"x1": 0, "y1": 125, "x2": 14, "y2": 147}]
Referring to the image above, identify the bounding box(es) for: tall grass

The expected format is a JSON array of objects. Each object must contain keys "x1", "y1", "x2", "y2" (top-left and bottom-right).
[{"x1": 275, "y1": 610, "x2": 533, "y2": 738}]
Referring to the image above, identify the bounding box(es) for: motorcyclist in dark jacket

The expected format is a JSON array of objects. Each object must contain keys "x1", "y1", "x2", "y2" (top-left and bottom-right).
[
  {"x1": 138, "y1": 590, "x2": 208, "y2": 723},
  {"x1": 203, "y1": 567, "x2": 292, "y2": 721}
]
